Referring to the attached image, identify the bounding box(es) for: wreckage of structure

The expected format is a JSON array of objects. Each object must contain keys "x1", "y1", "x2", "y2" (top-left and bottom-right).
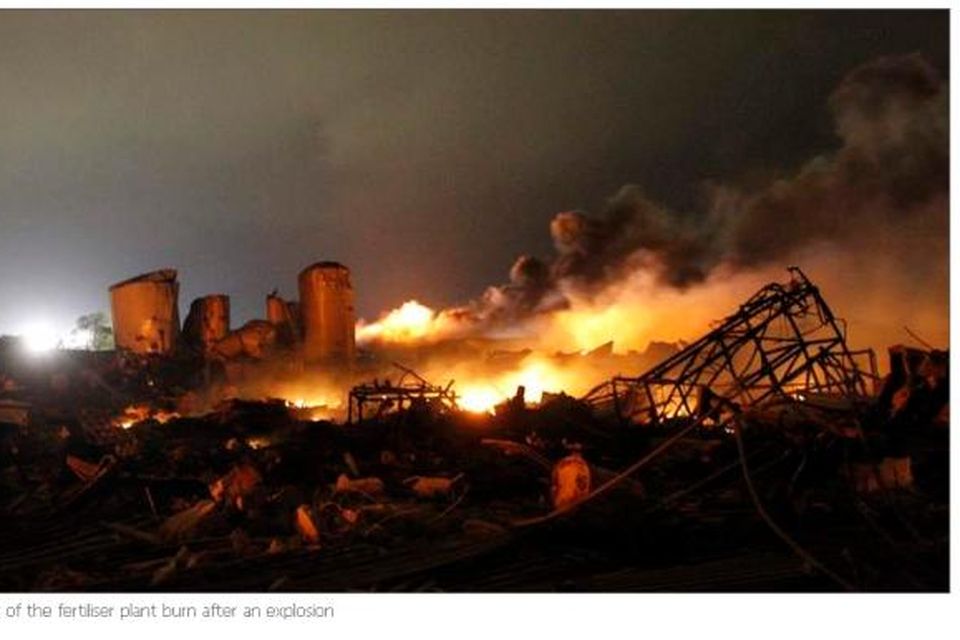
[
  {"x1": 0, "y1": 267, "x2": 948, "y2": 592},
  {"x1": 348, "y1": 363, "x2": 459, "y2": 422},
  {"x1": 583, "y1": 267, "x2": 879, "y2": 426}
]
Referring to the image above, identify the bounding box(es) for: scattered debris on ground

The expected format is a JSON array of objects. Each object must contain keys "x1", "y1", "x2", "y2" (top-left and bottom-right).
[{"x1": 0, "y1": 269, "x2": 947, "y2": 591}]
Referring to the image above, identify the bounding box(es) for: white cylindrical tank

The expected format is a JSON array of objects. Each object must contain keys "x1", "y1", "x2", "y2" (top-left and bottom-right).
[
  {"x1": 109, "y1": 269, "x2": 180, "y2": 355},
  {"x1": 298, "y1": 262, "x2": 355, "y2": 364}
]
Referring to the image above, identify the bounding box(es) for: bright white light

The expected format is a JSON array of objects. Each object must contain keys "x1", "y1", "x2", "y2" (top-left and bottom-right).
[{"x1": 19, "y1": 322, "x2": 60, "y2": 353}]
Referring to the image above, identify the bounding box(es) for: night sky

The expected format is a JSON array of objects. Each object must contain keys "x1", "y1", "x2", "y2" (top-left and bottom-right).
[{"x1": 0, "y1": 10, "x2": 948, "y2": 337}]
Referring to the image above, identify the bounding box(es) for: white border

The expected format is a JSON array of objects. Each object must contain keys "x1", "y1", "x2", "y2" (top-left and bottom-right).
[{"x1": 0, "y1": 4, "x2": 955, "y2": 638}]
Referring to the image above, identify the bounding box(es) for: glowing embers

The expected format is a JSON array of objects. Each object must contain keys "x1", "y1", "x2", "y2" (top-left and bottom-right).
[
  {"x1": 283, "y1": 396, "x2": 342, "y2": 422},
  {"x1": 244, "y1": 436, "x2": 272, "y2": 450},
  {"x1": 113, "y1": 403, "x2": 180, "y2": 429}
]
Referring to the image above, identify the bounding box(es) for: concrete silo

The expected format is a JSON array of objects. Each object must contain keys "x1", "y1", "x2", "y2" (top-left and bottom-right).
[
  {"x1": 266, "y1": 292, "x2": 300, "y2": 346},
  {"x1": 109, "y1": 269, "x2": 181, "y2": 355},
  {"x1": 183, "y1": 294, "x2": 230, "y2": 354},
  {"x1": 297, "y1": 262, "x2": 355, "y2": 364}
]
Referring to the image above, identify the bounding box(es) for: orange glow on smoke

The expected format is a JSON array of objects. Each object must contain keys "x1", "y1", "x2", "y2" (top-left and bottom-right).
[
  {"x1": 532, "y1": 269, "x2": 747, "y2": 353},
  {"x1": 353, "y1": 269, "x2": 771, "y2": 356},
  {"x1": 546, "y1": 303, "x2": 656, "y2": 353}
]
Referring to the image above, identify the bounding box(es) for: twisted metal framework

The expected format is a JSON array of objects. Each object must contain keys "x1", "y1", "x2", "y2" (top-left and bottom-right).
[
  {"x1": 582, "y1": 268, "x2": 878, "y2": 426},
  {"x1": 348, "y1": 362, "x2": 459, "y2": 423}
]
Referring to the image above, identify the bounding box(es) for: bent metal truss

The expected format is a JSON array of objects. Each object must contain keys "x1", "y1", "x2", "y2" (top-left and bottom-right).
[{"x1": 582, "y1": 267, "x2": 878, "y2": 425}]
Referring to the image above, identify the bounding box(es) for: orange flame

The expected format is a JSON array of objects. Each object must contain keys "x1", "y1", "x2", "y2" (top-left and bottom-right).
[
  {"x1": 452, "y1": 357, "x2": 589, "y2": 414},
  {"x1": 356, "y1": 300, "x2": 470, "y2": 346},
  {"x1": 356, "y1": 300, "x2": 439, "y2": 344},
  {"x1": 283, "y1": 395, "x2": 343, "y2": 421},
  {"x1": 113, "y1": 403, "x2": 180, "y2": 429}
]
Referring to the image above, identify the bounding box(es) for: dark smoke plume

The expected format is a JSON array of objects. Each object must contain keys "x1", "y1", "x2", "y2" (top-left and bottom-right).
[
  {"x1": 717, "y1": 52, "x2": 947, "y2": 269},
  {"x1": 451, "y1": 53, "x2": 948, "y2": 332}
]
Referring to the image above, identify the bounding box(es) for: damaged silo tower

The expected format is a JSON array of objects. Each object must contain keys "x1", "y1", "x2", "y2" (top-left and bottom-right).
[
  {"x1": 183, "y1": 294, "x2": 230, "y2": 354},
  {"x1": 109, "y1": 269, "x2": 181, "y2": 355},
  {"x1": 266, "y1": 291, "x2": 301, "y2": 347},
  {"x1": 298, "y1": 262, "x2": 355, "y2": 364}
]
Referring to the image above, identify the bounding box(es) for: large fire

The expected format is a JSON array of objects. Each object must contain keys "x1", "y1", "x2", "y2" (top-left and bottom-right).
[
  {"x1": 355, "y1": 268, "x2": 771, "y2": 353},
  {"x1": 356, "y1": 300, "x2": 458, "y2": 345},
  {"x1": 346, "y1": 270, "x2": 780, "y2": 415},
  {"x1": 343, "y1": 264, "x2": 869, "y2": 417},
  {"x1": 453, "y1": 357, "x2": 577, "y2": 414},
  {"x1": 456, "y1": 386, "x2": 503, "y2": 414},
  {"x1": 118, "y1": 257, "x2": 943, "y2": 427}
]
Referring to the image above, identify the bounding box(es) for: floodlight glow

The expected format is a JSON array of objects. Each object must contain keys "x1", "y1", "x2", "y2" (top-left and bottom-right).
[{"x1": 20, "y1": 322, "x2": 59, "y2": 353}]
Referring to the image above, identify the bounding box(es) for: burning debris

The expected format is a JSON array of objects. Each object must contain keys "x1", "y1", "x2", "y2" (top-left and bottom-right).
[
  {"x1": 347, "y1": 363, "x2": 458, "y2": 423},
  {"x1": 0, "y1": 264, "x2": 948, "y2": 592},
  {"x1": 583, "y1": 267, "x2": 878, "y2": 426}
]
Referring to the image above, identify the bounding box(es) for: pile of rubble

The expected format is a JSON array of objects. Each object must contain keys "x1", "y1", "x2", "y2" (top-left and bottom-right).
[{"x1": 0, "y1": 270, "x2": 948, "y2": 591}]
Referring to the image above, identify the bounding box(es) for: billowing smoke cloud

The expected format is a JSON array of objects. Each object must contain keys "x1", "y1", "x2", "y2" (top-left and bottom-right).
[
  {"x1": 360, "y1": 53, "x2": 947, "y2": 355},
  {"x1": 448, "y1": 53, "x2": 947, "y2": 332},
  {"x1": 716, "y1": 52, "x2": 947, "y2": 270}
]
